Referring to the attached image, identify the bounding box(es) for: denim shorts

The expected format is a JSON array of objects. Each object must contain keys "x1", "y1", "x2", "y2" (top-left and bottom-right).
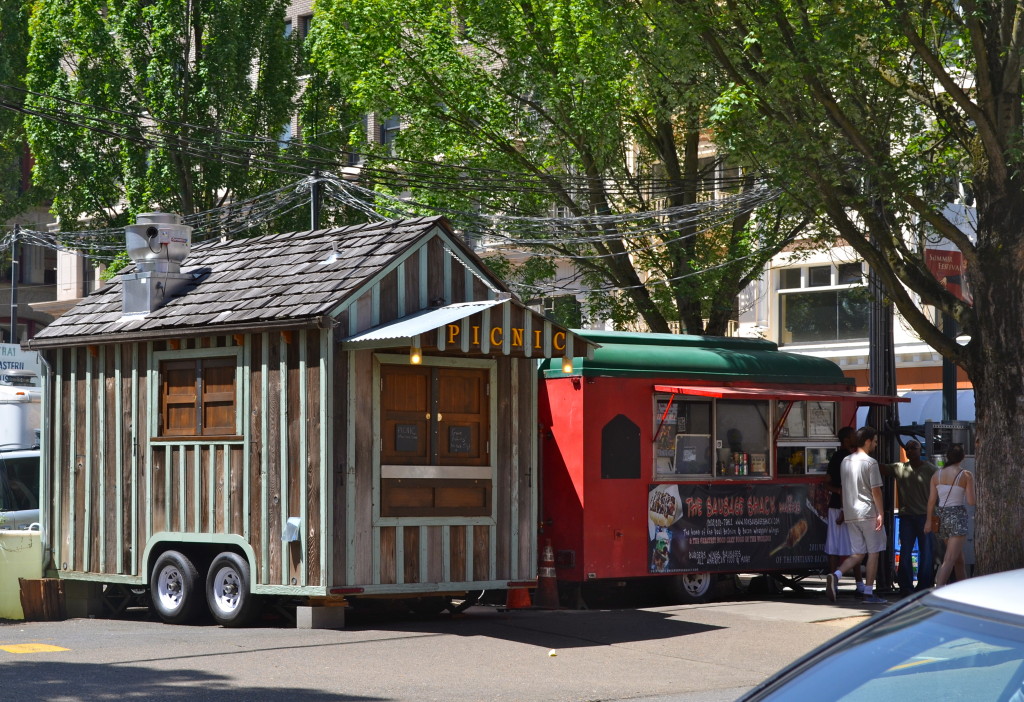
[{"x1": 936, "y1": 504, "x2": 969, "y2": 538}]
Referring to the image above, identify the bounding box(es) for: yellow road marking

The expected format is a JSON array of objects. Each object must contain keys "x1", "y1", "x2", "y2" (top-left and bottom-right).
[{"x1": 0, "y1": 643, "x2": 70, "y2": 654}]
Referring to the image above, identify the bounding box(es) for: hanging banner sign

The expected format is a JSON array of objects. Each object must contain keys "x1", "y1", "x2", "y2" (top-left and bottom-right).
[
  {"x1": 925, "y1": 247, "x2": 972, "y2": 304},
  {"x1": 647, "y1": 482, "x2": 829, "y2": 574}
]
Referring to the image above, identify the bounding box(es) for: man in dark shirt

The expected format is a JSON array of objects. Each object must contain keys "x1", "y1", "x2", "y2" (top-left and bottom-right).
[
  {"x1": 884, "y1": 440, "x2": 938, "y2": 593},
  {"x1": 824, "y1": 427, "x2": 864, "y2": 595}
]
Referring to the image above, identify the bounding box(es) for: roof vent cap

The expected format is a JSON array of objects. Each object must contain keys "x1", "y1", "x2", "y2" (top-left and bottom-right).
[{"x1": 125, "y1": 212, "x2": 192, "y2": 274}]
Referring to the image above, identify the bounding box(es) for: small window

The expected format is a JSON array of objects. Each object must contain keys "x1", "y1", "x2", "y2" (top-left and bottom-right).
[
  {"x1": 380, "y1": 115, "x2": 400, "y2": 147},
  {"x1": 779, "y1": 268, "x2": 802, "y2": 290},
  {"x1": 284, "y1": 19, "x2": 292, "y2": 38},
  {"x1": 838, "y1": 262, "x2": 863, "y2": 285},
  {"x1": 160, "y1": 357, "x2": 237, "y2": 437},
  {"x1": 807, "y1": 265, "x2": 831, "y2": 287},
  {"x1": 298, "y1": 14, "x2": 313, "y2": 39}
]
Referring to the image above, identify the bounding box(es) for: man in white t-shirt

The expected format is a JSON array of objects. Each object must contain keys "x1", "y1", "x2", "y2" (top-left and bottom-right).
[{"x1": 826, "y1": 426, "x2": 887, "y2": 605}]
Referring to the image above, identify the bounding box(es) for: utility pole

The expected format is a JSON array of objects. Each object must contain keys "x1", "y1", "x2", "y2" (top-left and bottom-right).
[{"x1": 9, "y1": 224, "x2": 19, "y2": 344}]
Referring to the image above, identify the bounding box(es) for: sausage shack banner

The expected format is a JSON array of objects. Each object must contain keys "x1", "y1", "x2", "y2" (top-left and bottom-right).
[{"x1": 647, "y1": 482, "x2": 829, "y2": 574}]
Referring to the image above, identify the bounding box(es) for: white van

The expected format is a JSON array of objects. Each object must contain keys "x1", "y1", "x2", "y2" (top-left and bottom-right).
[{"x1": 0, "y1": 450, "x2": 40, "y2": 530}]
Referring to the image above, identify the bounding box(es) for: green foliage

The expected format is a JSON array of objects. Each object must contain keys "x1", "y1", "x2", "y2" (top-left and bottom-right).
[
  {"x1": 309, "y1": 0, "x2": 805, "y2": 333},
  {"x1": 0, "y1": 1, "x2": 38, "y2": 221},
  {"x1": 23, "y1": 0, "x2": 300, "y2": 230}
]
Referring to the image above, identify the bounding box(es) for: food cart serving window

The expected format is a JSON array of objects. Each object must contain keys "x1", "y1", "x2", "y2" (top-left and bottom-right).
[{"x1": 541, "y1": 331, "x2": 906, "y2": 606}]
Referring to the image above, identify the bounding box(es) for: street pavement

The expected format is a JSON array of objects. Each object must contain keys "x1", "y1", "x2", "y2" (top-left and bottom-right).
[{"x1": 0, "y1": 581, "x2": 885, "y2": 702}]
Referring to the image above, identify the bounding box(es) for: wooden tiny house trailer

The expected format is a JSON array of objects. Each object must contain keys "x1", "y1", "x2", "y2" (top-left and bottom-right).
[{"x1": 28, "y1": 215, "x2": 593, "y2": 625}]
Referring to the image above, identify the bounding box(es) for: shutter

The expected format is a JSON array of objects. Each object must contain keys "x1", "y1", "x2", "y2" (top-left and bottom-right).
[
  {"x1": 201, "y1": 358, "x2": 236, "y2": 436},
  {"x1": 162, "y1": 360, "x2": 198, "y2": 436}
]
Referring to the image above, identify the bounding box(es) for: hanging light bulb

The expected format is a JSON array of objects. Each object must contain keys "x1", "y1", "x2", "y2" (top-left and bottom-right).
[
  {"x1": 561, "y1": 356, "x2": 573, "y2": 374},
  {"x1": 410, "y1": 346, "x2": 423, "y2": 364}
]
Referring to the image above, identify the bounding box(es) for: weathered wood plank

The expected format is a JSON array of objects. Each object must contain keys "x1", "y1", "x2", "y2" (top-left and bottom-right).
[
  {"x1": 495, "y1": 358, "x2": 513, "y2": 580},
  {"x1": 379, "y1": 526, "x2": 397, "y2": 584},
  {"x1": 248, "y1": 333, "x2": 264, "y2": 579},
  {"x1": 72, "y1": 346, "x2": 86, "y2": 571},
  {"x1": 267, "y1": 333, "x2": 282, "y2": 585},
  {"x1": 379, "y1": 268, "x2": 399, "y2": 325},
  {"x1": 287, "y1": 334, "x2": 302, "y2": 586},
  {"x1": 403, "y1": 526, "x2": 419, "y2": 584},
  {"x1": 427, "y1": 237, "x2": 444, "y2": 305},
  {"x1": 427, "y1": 525, "x2": 443, "y2": 584},
  {"x1": 353, "y1": 350, "x2": 375, "y2": 584},
  {"x1": 306, "y1": 330, "x2": 322, "y2": 586},
  {"x1": 449, "y1": 525, "x2": 466, "y2": 582},
  {"x1": 335, "y1": 342, "x2": 349, "y2": 585},
  {"x1": 473, "y1": 525, "x2": 489, "y2": 581}
]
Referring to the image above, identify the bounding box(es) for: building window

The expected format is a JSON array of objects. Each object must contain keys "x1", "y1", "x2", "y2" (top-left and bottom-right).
[
  {"x1": 160, "y1": 357, "x2": 237, "y2": 437},
  {"x1": 380, "y1": 115, "x2": 400, "y2": 148},
  {"x1": 298, "y1": 14, "x2": 312, "y2": 39},
  {"x1": 778, "y1": 262, "x2": 869, "y2": 344}
]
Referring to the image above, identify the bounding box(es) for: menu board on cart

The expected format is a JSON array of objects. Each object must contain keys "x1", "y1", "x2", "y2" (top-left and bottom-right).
[{"x1": 647, "y1": 482, "x2": 829, "y2": 574}]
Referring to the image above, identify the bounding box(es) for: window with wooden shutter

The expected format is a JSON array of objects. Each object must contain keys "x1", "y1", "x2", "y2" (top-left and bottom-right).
[
  {"x1": 159, "y1": 357, "x2": 237, "y2": 437},
  {"x1": 379, "y1": 363, "x2": 491, "y2": 518}
]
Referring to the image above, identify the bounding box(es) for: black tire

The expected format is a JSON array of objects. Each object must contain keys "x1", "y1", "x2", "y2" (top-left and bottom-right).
[
  {"x1": 664, "y1": 572, "x2": 715, "y2": 604},
  {"x1": 206, "y1": 552, "x2": 259, "y2": 627},
  {"x1": 150, "y1": 550, "x2": 203, "y2": 624}
]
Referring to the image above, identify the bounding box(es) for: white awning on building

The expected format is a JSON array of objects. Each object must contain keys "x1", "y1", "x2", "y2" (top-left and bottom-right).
[{"x1": 856, "y1": 389, "x2": 975, "y2": 427}]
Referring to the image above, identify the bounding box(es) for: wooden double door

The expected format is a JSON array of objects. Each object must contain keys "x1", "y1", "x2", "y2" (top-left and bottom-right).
[{"x1": 379, "y1": 364, "x2": 491, "y2": 517}]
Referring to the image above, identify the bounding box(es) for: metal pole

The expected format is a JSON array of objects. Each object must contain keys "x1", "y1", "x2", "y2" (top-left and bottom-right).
[
  {"x1": 311, "y1": 170, "x2": 322, "y2": 231},
  {"x1": 10, "y1": 224, "x2": 19, "y2": 344},
  {"x1": 867, "y1": 261, "x2": 898, "y2": 593},
  {"x1": 942, "y1": 313, "x2": 958, "y2": 421}
]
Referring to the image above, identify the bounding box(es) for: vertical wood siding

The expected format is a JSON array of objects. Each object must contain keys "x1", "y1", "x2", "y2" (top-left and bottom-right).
[{"x1": 46, "y1": 331, "x2": 329, "y2": 590}]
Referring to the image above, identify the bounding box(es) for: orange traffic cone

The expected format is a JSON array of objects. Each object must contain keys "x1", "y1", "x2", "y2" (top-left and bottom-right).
[
  {"x1": 534, "y1": 539, "x2": 560, "y2": 609},
  {"x1": 506, "y1": 587, "x2": 532, "y2": 609}
]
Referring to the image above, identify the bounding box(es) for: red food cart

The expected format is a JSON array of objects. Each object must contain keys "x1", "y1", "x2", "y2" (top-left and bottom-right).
[{"x1": 539, "y1": 330, "x2": 902, "y2": 604}]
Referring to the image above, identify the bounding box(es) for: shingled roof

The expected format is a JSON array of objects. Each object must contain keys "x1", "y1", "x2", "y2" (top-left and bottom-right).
[{"x1": 30, "y1": 216, "x2": 503, "y2": 347}]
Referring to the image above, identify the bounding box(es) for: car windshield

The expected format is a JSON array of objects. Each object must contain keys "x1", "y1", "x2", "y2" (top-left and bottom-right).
[{"x1": 758, "y1": 603, "x2": 1024, "y2": 702}]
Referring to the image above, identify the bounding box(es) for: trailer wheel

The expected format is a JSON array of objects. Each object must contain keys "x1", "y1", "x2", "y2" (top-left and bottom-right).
[
  {"x1": 206, "y1": 552, "x2": 259, "y2": 627},
  {"x1": 151, "y1": 550, "x2": 203, "y2": 624},
  {"x1": 665, "y1": 572, "x2": 714, "y2": 604}
]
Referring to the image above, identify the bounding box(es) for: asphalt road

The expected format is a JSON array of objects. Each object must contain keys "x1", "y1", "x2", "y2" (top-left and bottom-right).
[{"x1": 0, "y1": 583, "x2": 882, "y2": 702}]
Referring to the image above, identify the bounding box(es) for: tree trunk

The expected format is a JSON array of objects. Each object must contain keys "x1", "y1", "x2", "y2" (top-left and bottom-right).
[{"x1": 961, "y1": 194, "x2": 1024, "y2": 574}]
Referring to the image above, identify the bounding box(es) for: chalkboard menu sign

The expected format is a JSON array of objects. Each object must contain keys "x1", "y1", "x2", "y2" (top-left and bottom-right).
[
  {"x1": 395, "y1": 424, "x2": 419, "y2": 452},
  {"x1": 449, "y1": 426, "x2": 472, "y2": 454}
]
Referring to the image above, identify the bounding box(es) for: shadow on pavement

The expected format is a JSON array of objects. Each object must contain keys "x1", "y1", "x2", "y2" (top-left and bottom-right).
[
  {"x1": 349, "y1": 605, "x2": 725, "y2": 651},
  {"x1": 0, "y1": 661, "x2": 383, "y2": 701}
]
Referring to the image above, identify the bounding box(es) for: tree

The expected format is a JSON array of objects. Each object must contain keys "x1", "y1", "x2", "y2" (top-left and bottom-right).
[
  {"x1": 683, "y1": 0, "x2": 1024, "y2": 572},
  {"x1": 309, "y1": 0, "x2": 808, "y2": 333},
  {"x1": 22, "y1": 0, "x2": 299, "y2": 229},
  {"x1": 0, "y1": 0, "x2": 35, "y2": 222}
]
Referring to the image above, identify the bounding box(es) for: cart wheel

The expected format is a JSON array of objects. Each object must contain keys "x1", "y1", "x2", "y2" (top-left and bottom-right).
[
  {"x1": 665, "y1": 572, "x2": 714, "y2": 604},
  {"x1": 206, "y1": 552, "x2": 260, "y2": 627},
  {"x1": 151, "y1": 550, "x2": 203, "y2": 624},
  {"x1": 447, "y1": 590, "x2": 483, "y2": 614}
]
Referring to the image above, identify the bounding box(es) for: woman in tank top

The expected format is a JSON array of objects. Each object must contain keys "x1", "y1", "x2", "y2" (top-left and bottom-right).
[{"x1": 924, "y1": 444, "x2": 976, "y2": 587}]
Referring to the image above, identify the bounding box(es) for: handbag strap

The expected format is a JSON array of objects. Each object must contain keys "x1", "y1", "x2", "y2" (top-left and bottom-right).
[{"x1": 940, "y1": 469, "x2": 966, "y2": 508}]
